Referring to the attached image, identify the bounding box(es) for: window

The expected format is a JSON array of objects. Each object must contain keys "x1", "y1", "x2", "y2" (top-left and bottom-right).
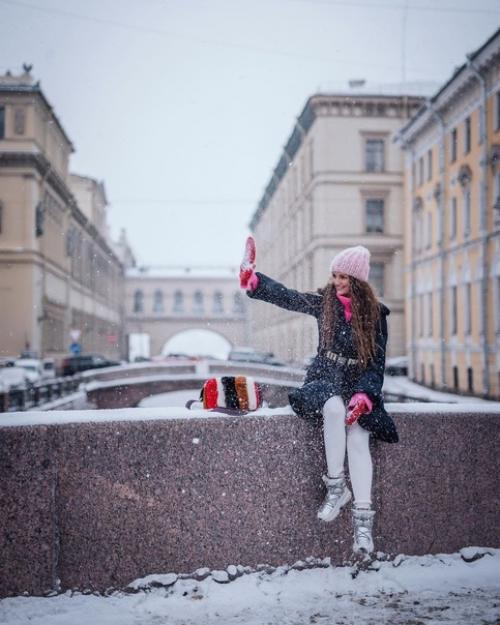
[
  {"x1": 233, "y1": 292, "x2": 245, "y2": 314},
  {"x1": 464, "y1": 116, "x2": 471, "y2": 154},
  {"x1": 478, "y1": 104, "x2": 485, "y2": 144},
  {"x1": 133, "y1": 290, "x2": 144, "y2": 313},
  {"x1": 450, "y1": 128, "x2": 457, "y2": 163},
  {"x1": 418, "y1": 157, "x2": 424, "y2": 186},
  {"x1": 213, "y1": 291, "x2": 223, "y2": 313},
  {"x1": 465, "y1": 283, "x2": 472, "y2": 335},
  {"x1": 494, "y1": 172, "x2": 500, "y2": 222},
  {"x1": 427, "y1": 149, "x2": 433, "y2": 181},
  {"x1": 496, "y1": 92, "x2": 500, "y2": 131},
  {"x1": 35, "y1": 201, "x2": 44, "y2": 237},
  {"x1": 497, "y1": 276, "x2": 500, "y2": 332},
  {"x1": 428, "y1": 292, "x2": 433, "y2": 337},
  {"x1": 193, "y1": 290, "x2": 204, "y2": 313},
  {"x1": 14, "y1": 108, "x2": 25, "y2": 135},
  {"x1": 419, "y1": 294, "x2": 424, "y2": 337},
  {"x1": 0, "y1": 106, "x2": 5, "y2": 139},
  {"x1": 365, "y1": 198, "x2": 384, "y2": 233},
  {"x1": 173, "y1": 290, "x2": 183, "y2": 313},
  {"x1": 453, "y1": 366, "x2": 459, "y2": 391},
  {"x1": 365, "y1": 138, "x2": 385, "y2": 172},
  {"x1": 426, "y1": 212, "x2": 432, "y2": 248},
  {"x1": 370, "y1": 262, "x2": 384, "y2": 296},
  {"x1": 450, "y1": 197, "x2": 457, "y2": 240},
  {"x1": 467, "y1": 367, "x2": 474, "y2": 393},
  {"x1": 464, "y1": 188, "x2": 471, "y2": 237},
  {"x1": 153, "y1": 289, "x2": 164, "y2": 313},
  {"x1": 0, "y1": 201, "x2": 3, "y2": 234},
  {"x1": 451, "y1": 286, "x2": 457, "y2": 335}
]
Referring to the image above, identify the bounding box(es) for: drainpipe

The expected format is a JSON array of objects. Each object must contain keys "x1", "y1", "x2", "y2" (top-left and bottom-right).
[
  {"x1": 396, "y1": 131, "x2": 418, "y2": 381},
  {"x1": 426, "y1": 101, "x2": 447, "y2": 389},
  {"x1": 467, "y1": 55, "x2": 490, "y2": 397},
  {"x1": 409, "y1": 145, "x2": 418, "y2": 382}
]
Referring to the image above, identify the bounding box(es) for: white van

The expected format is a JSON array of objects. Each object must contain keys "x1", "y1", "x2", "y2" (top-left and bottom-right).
[{"x1": 14, "y1": 359, "x2": 43, "y2": 384}]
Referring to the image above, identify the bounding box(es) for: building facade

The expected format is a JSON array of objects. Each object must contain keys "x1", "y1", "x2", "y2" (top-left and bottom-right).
[
  {"x1": 249, "y1": 86, "x2": 424, "y2": 365},
  {"x1": 126, "y1": 266, "x2": 249, "y2": 358},
  {"x1": 0, "y1": 69, "x2": 125, "y2": 362},
  {"x1": 397, "y1": 29, "x2": 500, "y2": 398}
]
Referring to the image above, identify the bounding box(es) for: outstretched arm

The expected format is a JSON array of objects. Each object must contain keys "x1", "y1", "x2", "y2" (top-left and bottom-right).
[
  {"x1": 239, "y1": 236, "x2": 321, "y2": 317},
  {"x1": 247, "y1": 272, "x2": 322, "y2": 317}
]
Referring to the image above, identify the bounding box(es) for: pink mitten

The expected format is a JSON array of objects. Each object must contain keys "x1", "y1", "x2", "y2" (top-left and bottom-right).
[
  {"x1": 345, "y1": 393, "x2": 372, "y2": 425},
  {"x1": 239, "y1": 236, "x2": 257, "y2": 290}
]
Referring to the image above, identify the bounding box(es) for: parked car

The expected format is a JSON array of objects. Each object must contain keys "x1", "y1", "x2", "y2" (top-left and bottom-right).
[
  {"x1": 61, "y1": 354, "x2": 121, "y2": 376},
  {"x1": 18, "y1": 349, "x2": 39, "y2": 359},
  {"x1": 0, "y1": 364, "x2": 31, "y2": 390},
  {"x1": 385, "y1": 356, "x2": 408, "y2": 376},
  {"x1": 14, "y1": 358, "x2": 43, "y2": 384},
  {"x1": 228, "y1": 347, "x2": 286, "y2": 367},
  {"x1": 41, "y1": 358, "x2": 56, "y2": 379}
]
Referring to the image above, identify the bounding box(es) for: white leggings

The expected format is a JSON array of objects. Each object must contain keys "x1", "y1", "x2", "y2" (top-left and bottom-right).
[{"x1": 322, "y1": 395, "x2": 372, "y2": 508}]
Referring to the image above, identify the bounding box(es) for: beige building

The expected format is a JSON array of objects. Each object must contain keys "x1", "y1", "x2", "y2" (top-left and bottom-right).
[
  {"x1": 249, "y1": 85, "x2": 425, "y2": 364},
  {"x1": 126, "y1": 266, "x2": 249, "y2": 358},
  {"x1": 397, "y1": 29, "x2": 500, "y2": 399},
  {"x1": 0, "y1": 68, "x2": 125, "y2": 362}
]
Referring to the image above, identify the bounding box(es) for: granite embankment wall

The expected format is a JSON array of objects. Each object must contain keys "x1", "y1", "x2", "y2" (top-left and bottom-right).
[{"x1": 1, "y1": 406, "x2": 499, "y2": 596}]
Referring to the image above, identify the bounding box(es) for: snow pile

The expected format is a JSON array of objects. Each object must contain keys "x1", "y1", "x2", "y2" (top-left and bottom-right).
[{"x1": 1, "y1": 548, "x2": 499, "y2": 625}]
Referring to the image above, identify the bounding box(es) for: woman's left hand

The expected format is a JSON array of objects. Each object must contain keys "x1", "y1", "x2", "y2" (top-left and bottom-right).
[{"x1": 345, "y1": 393, "x2": 372, "y2": 425}]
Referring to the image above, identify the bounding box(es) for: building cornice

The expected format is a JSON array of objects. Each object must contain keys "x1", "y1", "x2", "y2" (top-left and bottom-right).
[
  {"x1": 0, "y1": 151, "x2": 122, "y2": 266},
  {"x1": 397, "y1": 28, "x2": 500, "y2": 146}
]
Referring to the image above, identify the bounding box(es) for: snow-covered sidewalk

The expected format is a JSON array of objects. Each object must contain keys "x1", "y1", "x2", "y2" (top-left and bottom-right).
[
  {"x1": 383, "y1": 375, "x2": 499, "y2": 404},
  {"x1": 1, "y1": 549, "x2": 499, "y2": 625}
]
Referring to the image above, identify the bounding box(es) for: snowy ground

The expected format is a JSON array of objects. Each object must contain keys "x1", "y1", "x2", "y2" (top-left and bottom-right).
[
  {"x1": 138, "y1": 389, "x2": 200, "y2": 408},
  {"x1": 1, "y1": 549, "x2": 499, "y2": 625}
]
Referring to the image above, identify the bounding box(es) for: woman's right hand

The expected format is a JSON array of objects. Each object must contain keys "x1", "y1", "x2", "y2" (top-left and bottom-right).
[{"x1": 239, "y1": 236, "x2": 258, "y2": 290}]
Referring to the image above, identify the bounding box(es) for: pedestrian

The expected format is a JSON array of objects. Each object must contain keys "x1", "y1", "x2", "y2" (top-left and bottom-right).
[{"x1": 239, "y1": 237, "x2": 398, "y2": 556}]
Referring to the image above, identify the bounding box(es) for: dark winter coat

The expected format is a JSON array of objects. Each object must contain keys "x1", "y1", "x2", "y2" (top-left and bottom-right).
[{"x1": 247, "y1": 272, "x2": 398, "y2": 443}]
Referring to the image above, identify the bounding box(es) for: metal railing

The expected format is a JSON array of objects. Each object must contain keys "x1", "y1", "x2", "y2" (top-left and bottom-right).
[{"x1": 0, "y1": 376, "x2": 82, "y2": 412}]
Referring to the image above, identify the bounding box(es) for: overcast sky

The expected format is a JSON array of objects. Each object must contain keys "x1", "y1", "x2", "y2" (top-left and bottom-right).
[{"x1": 1, "y1": 0, "x2": 499, "y2": 268}]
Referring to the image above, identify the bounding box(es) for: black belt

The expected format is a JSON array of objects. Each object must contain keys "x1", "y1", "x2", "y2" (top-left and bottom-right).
[{"x1": 324, "y1": 351, "x2": 358, "y2": 367}]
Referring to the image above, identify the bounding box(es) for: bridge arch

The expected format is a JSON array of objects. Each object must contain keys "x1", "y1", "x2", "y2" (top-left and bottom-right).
[{"x1": 162, "y1": 328, "x2": 233, "y2": 359}]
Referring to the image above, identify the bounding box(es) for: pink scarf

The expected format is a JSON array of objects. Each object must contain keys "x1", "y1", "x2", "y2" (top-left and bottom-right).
[{"x1": 336, "y1": 293, "x2": 352, "y2": 321}]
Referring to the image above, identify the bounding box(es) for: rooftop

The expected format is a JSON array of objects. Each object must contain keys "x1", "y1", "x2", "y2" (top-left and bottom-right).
[{"x1": 0, "y1": 66, "x2": 74, "y2": 150}]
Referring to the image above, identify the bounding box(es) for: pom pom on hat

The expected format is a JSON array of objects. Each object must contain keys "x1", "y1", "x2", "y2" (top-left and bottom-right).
[{"x1": 330, "y1": 245, "x2": 371, "y2": 282}]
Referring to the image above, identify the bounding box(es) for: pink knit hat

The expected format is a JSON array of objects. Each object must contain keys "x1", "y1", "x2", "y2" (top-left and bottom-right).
[{"x1": 330, "y1": 245, "x2": 371, "y2": 282}]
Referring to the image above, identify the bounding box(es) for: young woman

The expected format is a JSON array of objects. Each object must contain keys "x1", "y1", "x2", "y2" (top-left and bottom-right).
[{"x1": 240, "y1": 240, "x2": 398, "y2": 555}]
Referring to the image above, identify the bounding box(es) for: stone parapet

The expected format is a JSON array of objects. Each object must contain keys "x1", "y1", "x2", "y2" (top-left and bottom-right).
[{"x1": 0, "y1": 406, "x2": 499, "y2": 596}]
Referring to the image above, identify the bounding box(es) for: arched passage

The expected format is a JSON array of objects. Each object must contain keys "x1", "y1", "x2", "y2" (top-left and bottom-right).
[{"x1": 162, "y1": 328, "x2": 232, "y2": 359}]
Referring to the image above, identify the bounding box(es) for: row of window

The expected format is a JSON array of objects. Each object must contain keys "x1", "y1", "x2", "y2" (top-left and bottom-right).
[
  {"x1": 414, "y1": 93, "x2": 500, "y2": 189},
  {"x1": 416, "y1": 283, "x2": 475, "y2": 338},
  {"x1": 419, "y1": 363, "x2": 475, "y2": 394},
  {"x1": 133, "y1": 290, "x2": 245, "y2": 315},
  {"x1": 414, "y1": 193, "x2": 471, "y2": 252}
]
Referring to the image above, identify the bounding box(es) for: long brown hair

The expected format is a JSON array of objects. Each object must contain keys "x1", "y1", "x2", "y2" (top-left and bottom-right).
[{"x1": 318, "y1": 277, "x2": 381, "y2": 366}]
